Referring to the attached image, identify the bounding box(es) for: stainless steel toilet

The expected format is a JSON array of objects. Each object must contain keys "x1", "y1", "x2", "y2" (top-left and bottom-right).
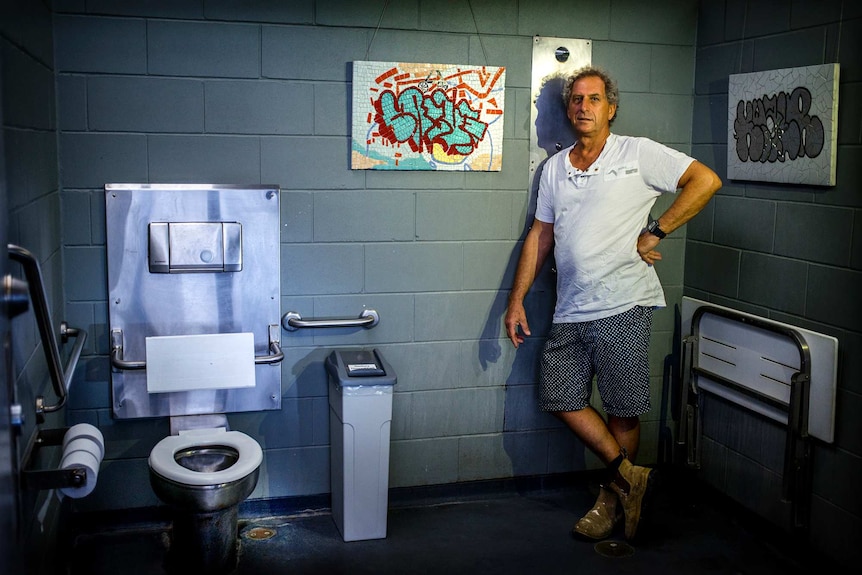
[
  {"x1": 149, "y1": 427, "x2": 262, "y2": 573},
  {"x1": 105, "y1": 184, "x2": 283, "y2": 575}
]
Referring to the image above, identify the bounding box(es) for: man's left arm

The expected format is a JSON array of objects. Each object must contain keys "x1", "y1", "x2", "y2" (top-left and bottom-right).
[{"x1": 637, "y1": 160, "x2": 722, "y2": 263}]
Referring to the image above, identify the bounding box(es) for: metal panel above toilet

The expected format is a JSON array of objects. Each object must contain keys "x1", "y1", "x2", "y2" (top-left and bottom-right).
[{"x1": 104, "y1": 183, "x2": 283, "y2": 419}]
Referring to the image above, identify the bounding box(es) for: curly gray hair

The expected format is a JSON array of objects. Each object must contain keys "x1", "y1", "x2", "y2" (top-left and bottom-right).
[{"x1": 561, "y1": 66, "x2": 620, "y2": 124}]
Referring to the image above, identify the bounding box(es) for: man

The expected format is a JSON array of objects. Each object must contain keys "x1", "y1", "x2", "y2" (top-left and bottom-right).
[{"x1": 505, "y1": 67, "x2": 721, "y2": 541}]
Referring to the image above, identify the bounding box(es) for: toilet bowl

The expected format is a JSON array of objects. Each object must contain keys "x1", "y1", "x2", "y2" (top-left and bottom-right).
[
  {"x1": 148, "y1": 427, "x2": 263, "y2": 575},
  {"x1": 149, "y1": 428, "x2": 262, "y2": 502}
]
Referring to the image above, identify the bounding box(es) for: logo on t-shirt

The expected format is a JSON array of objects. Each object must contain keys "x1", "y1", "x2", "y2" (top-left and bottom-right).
[{"x1": 605, "y1": 164, "x2": 639, "y2": 180}]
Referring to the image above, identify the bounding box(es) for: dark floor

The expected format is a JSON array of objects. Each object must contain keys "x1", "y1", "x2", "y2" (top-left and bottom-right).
[{"x1": 66, "y1": 468, "x2": 830, "y2": 575}]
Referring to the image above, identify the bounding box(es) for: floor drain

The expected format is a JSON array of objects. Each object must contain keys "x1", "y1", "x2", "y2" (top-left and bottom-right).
[
  {"x1": 244, "y1": 527, "x2": 277, "y2": 540},
  {"x1": 594, "y1": 540, "x2": 635, "y2": 558}
]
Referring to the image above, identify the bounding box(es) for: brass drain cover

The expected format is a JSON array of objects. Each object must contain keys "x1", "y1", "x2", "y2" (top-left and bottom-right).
[
  {"x1": 594, "y1": 540, "x2": 635, "y2": 558},
  {"x1": 244, "y1": 527, "x2": 277, "y2": 540}
]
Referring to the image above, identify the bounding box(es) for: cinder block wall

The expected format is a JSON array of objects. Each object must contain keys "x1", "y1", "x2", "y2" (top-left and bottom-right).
[
  {"x1": 53, "y1": 0, "x2": 700, "y2": 512},
  {"x1": 690, "y1": 0, "x2": 861, "y2": 567},
  {"x1": 2, "y1": 1, "x2": 63, "y2": 423},
  {"x1": 1, "y1": 3, "x2": 64, "y2": 573}
]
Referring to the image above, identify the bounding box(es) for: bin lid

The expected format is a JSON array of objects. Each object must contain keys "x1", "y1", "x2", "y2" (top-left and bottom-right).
[
  {"x1": 326, "y1": 349, "x2": 396, "y2": 386},
  {"x1": 341, "y1": 350, "x2": 385, "y2": 377}
]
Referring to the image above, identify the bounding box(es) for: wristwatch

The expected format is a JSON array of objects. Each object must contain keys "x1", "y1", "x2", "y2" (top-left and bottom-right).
[{"x1": 646, "y1": 219, "x2": 667, "y2": 239}]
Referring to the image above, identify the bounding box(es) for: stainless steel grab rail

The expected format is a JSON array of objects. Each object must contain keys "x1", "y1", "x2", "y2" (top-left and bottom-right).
[
  {"x1": 109, "y1": 324, "x2": 284, "y2": 371},
  {"x1": 281, "y1": 309, "x2": 379, "y2": 331},
  {"x1": 7, "y1": 244, "x2": 88, "y2": 420}
]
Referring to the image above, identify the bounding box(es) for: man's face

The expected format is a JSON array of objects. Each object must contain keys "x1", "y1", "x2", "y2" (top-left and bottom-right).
[{"x1": 566, "y1": 75, "x2": 617, "y2": 136}]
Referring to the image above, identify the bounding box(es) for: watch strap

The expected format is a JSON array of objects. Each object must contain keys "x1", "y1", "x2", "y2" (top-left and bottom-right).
[{"x1": 647, "y1": 220, "x2": 667, "y2": 239}]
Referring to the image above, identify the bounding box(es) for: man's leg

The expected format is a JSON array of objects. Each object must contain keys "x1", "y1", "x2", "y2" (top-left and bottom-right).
[
  {"x1": 557, "y1": 407, "x2": 624, "y2": 540},
  {"x1": 606, "y1": 414, "x2": 658, "y2": 540},
  {"x1": 587, "y1": 307, "x2": 656, "y2": 540},
  {"x1": 555, "y1": 407, "x2": 621, "y2": 464},
  {"x1": 553, "y1": 411, "x2": 641, "y2": 464},
  {"x1": 539, "y1": 311, "x2": 656, "y2": 540},
  {"x1": 558, "y1": 409, "x2": 654, "y2": 540},
  {"x1": 608, "y1": 414, "x2": 640, "y2": 461}
]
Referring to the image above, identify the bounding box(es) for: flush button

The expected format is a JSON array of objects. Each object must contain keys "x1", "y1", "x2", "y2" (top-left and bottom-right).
[
  {"x1": 148, "y1": 223, "x2": 171, "y2": 273},
  {"x1": 169, "y1": 222, "x2": 224, "y2": 272},
  {"x1": 148, "y1": 221, "x2": 242, "y2": 273}
]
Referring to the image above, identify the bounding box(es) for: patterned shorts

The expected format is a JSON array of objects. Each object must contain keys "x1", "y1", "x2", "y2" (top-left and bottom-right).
[{"x1": 539, "y1": 306, "x2": 652, "y2": 417}]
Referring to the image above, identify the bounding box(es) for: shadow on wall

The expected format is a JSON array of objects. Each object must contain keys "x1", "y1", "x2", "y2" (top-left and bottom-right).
[
  {"x1": 534, "y1": 74, "x2": 578, "y2": 160},
  {"x1": 477, "y1": 74, "x2": 587, "y2": 478},
  {"x1": 477, "y1": 73, "x2": 576, "y2": 371},
  {"x1": 250, "y1": 347, "x2": 330, "y2": 498}
]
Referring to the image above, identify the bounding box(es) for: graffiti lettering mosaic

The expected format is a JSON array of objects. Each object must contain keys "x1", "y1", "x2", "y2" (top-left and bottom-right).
[
  {"x1": 733, "y1": 87, "x2": 824, "y2": 163},
  {"x1": 352, "y1": 61, "x2": 506, "y2": 171},
  {"x1": 727, "y1": 64, "x2": 839, "y2": 186}
]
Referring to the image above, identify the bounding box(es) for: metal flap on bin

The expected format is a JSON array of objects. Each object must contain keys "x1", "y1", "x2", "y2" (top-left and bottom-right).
[
  {"x1": 326, "y1": 349, "x2": 396, "y2": 386},
  {"x1": 343, "y1": 350, "x2": 385, "y2": 377}
]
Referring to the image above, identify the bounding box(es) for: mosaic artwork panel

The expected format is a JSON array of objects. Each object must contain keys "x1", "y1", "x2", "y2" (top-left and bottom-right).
[
  {"x1": 728, "y1": 64, "x2": 839, "y2": 186},
  {"x1": 352, "y1": 61, "x2": 506, "y2": 171}
]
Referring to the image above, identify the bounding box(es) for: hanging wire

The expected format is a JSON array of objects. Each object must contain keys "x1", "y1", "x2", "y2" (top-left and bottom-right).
[
  {"x1": 467, "y1": 0, "x2": 490, "y2": 66},
  {"x1": 737, "y1": 6, "x2": 747, "y2": 72},
  {"x1": 364, "y1": 0, "x2": 489, "y2": 64},
  {"x1": 835, "y1": 1, "x2": 843, "y2": 61},
  {"x1": 364, "y1": 0, "x2": 391, "y2": 61}
]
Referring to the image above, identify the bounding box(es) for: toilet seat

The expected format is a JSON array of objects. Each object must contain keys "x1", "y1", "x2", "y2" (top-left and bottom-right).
[{"x1": 149, "y1": 428, "x2": 262, "y2": 487}]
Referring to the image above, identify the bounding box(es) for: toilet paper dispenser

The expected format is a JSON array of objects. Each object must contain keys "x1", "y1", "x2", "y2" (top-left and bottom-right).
[
  {"x1": 6, "y1": 245, "x2": 96, "y2": 496},
  {"x1": 19, "y1": 426, "x2": 103, "y2": 497}
]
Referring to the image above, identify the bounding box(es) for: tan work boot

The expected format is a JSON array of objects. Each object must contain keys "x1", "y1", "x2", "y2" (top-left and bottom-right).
[
  {"x1": 572, "y1": 485, "x2": 620, "y2": 540},
  {"x1": 608, "y1": 458, "x2": 657, "y2": 540}
]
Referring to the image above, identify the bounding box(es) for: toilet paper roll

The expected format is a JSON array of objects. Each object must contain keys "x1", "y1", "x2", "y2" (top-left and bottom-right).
[
  {"x1": 59, "y1": 448, "x2": 100, "y2": 498},
  {"x1": 64, "y1": 436, "x2": 104, "y2": 461},
  {"x1": 63, "y1": 423, "x2": 104, "y2": 455}
]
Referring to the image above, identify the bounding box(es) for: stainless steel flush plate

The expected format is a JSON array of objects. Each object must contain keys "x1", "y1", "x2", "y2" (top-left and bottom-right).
[{"x1": 148, "y1": 221, "x2": 243, "y2": 273}]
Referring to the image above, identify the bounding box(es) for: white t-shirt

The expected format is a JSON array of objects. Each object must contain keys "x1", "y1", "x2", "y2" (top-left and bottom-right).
[{"x1": 535, "y1": 133, "x2": 695, "y2": 322}]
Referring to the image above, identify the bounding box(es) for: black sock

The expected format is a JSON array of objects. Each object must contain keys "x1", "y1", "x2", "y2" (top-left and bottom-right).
[{"x1": 608, "y1": 452, "x2": 625, "y2": 473}]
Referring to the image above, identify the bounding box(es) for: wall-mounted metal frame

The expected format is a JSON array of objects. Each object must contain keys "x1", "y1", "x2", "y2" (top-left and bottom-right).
[
  {"x1": 105, "y1": 184, "x2": 282, "y2": 420},
  {"x1": 528, "y1": 37, "x2": 591, "y2": 200}
]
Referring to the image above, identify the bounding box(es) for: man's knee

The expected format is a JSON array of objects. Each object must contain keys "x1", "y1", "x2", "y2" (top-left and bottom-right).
[{"x1": 608, "y1": 414, "x2": 640, "y2": 433}]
